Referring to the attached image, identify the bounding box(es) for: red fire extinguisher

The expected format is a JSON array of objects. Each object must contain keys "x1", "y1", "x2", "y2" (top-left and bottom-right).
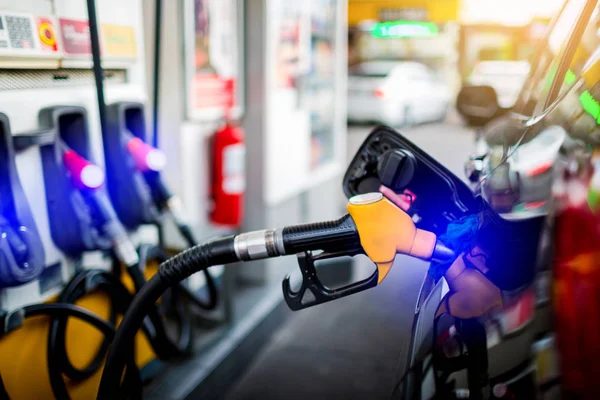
[
  {"x1": 210, "y1": 79, "x2": 245, "y2": 227},
  {"x1": 553, "y1": 151, "x2": 600, "y2": 399}
]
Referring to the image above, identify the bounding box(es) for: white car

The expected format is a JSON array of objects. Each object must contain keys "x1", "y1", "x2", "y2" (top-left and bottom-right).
[
  {"x1": 468, "y1": 61, "x2": 531, "y2": 108},
  {"x1": 347, "y1": 61, "x2": 451, "y2": 127}
]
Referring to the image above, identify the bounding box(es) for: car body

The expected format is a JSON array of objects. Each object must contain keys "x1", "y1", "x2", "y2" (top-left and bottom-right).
[
  {"x1": 347, "y1": 61, "x2": 451, "y2": 127},
  {"x1": 467, "y1": 61, "x2": 531, "y2": 108},
  {"x1": 454, "y1": 0, "x2": 600, "y2": 397},
  {"x1": 349, "y1": 1, "x2": 597, "y2": 397},
  {"x1": 344, "y1": 126, "x2": 549, "y2": 399}
]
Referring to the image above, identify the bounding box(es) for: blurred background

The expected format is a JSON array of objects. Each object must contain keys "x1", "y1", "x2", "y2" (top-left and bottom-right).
[{"x1": 0, "y1": 0, "x2": 566, "y2": 399}]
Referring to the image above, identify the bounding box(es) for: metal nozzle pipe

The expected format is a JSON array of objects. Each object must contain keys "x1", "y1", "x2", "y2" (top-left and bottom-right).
[{"x1": 431, "y1": 240, "x2": 456, "y2": 264}]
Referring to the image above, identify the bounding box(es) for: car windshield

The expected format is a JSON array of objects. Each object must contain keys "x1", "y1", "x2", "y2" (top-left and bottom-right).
[
  {"x1": 513, "y1": 0, "x2": 590, "y2": 116},
  {"x1": 479, "y1": 0, "x2": 600, "y2": 216},
  {"x1": 483, "y1": 0, "x2": 592, "y2": 150},
  {"x1": 537, "y1": 3, "x2": 600, "y2": 145}
]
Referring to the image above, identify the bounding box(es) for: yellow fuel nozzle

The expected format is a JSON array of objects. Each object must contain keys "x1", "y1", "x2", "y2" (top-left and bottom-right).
[{"x1": 347, "y1": 192, "x2": 440, "y2": 283}]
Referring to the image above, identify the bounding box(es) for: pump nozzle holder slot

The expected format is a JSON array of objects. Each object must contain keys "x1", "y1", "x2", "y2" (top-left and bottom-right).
[
  {"x1": 12, "y1": 129, "x2": 56, "y2": 151},
  {"x1": 0, "y1": 113, "x2": 45, "y2": 288},
  {"x1": 38, "y1": 106, "x2": 111, "y2": 255},
  {"x1": 104, "y1": 102, "x2": 160, "y2": 229}
]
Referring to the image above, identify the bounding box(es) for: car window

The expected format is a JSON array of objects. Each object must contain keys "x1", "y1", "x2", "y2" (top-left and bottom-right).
[
  {"x1": 408, "y1": 71, "x2": 429, "y2": 81},
  {"x1": 384, "y1": 63, "x2": 426, "y2": 82},
  {"x1": 349, "y1": 61, "x2": 397, "y2": 77},
  {"x1": 416, "y1": 72, "x2": 434, "y2": 82},
  {"x1": 514, "y1": 0, "x2": 589, "y2": 116}
]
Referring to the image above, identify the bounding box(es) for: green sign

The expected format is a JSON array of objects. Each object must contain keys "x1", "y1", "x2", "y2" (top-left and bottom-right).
[
  {"x1": 371, "y1": 20, "x2": 438, "y2": 38},
  {"x1": 580, "y1": 90, "x2": 600, "y2": 124},
  {"x1": 564, "y1": 69, "x2": 600, "y2": 125}
]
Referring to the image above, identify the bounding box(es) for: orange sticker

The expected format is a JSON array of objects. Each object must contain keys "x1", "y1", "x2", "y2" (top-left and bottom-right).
[{"x1": 37, "y1": 18, "x2": 57, "y2": 51}]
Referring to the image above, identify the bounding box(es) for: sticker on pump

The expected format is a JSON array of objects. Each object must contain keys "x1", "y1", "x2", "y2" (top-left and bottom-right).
[
  {"x1": 59, "y1": 18, "x2": 91, "y2": 55},
  {"x1": 222, "y1": 143, "x2": 246, "y2": 194},
  {"x1": 0, "y1": 12, "x2": 37, "y2": 51},
  {"x1": 102, "y1": 24, "x2": 137, "y2": 58},
  {"x1": 36, "y1": 17, "x2": 58, "y2": 52},
  {"x1": 0, "y1": 12, "x2": 61, "y2": 60}
]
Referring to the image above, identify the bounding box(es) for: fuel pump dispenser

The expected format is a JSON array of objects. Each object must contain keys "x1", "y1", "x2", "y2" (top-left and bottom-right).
[
  {"x1": 0, "y1": 109, "x2": 190, "y2": 400},
  {"x1": 104, "y1": 102, "x2": 160, "y2": 230},
  {"x1": 103, "y1": 102, "x2": 197, "y2": 245},
  {"x1": 0, "y1": 0, "x2": 169, "y2": 397},
  {"x1": 74, "y1": 0, "x2": 219, "y2": 313},
  {"x1": 38, "y1": 106, "x2": 114, "y2": 256},
  {"x1": 4, "y1": 105, "x2": 168, "y2": 398},
  {"x1": 103, "y1": 102, "x2": 220, "y2": 312},
  {"x1": 0, "y1": 107, "x2": 152, "y2": 399}
]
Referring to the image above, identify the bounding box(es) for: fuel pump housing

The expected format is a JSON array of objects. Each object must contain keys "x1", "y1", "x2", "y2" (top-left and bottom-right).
[
  {"x1": 104, "y1": 102, "x2": 160, "y2": 229},
  {"x1": 38, "y1": 106, "x2": 111, "y2": 255}
]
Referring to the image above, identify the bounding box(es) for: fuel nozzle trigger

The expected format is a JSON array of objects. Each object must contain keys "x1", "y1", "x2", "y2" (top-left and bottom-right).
[{"x1": 282, "y1": 249, "x2": 377, "y2": 311}]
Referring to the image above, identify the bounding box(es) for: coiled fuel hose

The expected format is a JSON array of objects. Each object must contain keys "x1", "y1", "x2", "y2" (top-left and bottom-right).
[
  {"x1": 0, "y1": 303, "x2": 143, "y2": 400},
  {"x1": 45, "y1": 269, "x2": 162, "y2": 400}
]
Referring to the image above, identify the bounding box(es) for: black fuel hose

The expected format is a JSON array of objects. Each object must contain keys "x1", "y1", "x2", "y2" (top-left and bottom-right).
[
  {"x1": 147, "y1": 174, "x2": 219, "y2": 310},
  {"x1": 151, "y1": 0, "x2": 162, "y2": 149},
  {"x1": 81, "y1": 191, "x2": 188, "y2": 357},
  {"x1": 98, "y1": 237, "x2": 238, "y2": 398},
  {"x1": 46, "y1": 271, "x2": 119, "y2": 399},
  {"x1": 99, "y1": 216, "x2": 362, "y2": 397},
  {"x1": 174, "y1": 223, "x2": 219, "y2": 311},
  {"x1": 45, "y1": 269, "x2": 172, "y2": 400},
  {"x1": 135, "y1": 244, "x2": 193, "y2": 354}
]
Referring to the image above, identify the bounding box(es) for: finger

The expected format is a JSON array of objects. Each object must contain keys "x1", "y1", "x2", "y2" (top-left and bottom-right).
[
  {"x1": 379, "y1": 185, "x2": 411, "y2": 211},
  {"x1": 465, "y1": 246, "x2": 489, "y2": 274}
]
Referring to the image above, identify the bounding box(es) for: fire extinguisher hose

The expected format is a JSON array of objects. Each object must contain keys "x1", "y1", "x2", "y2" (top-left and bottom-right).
[{"x1": 98, "y1": 217, "x2": 363, "y2": 397}]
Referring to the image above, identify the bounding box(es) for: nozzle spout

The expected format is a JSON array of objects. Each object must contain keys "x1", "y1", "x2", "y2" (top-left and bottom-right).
[{"x1": 431, "y1": 240, "x2": 456, "y2": 264}]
